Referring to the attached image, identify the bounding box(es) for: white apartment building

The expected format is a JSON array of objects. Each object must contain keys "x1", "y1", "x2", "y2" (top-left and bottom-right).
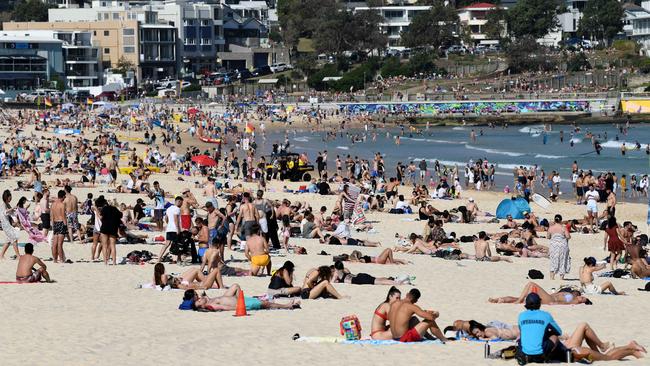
[
  {"x1": 457, "y1": 2, "x2": 502, "y2": 45},
  {"x1": 353, "y1": 5, "x2": 431, "y2": 48}
]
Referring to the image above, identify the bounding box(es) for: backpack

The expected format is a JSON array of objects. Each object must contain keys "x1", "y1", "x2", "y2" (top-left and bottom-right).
[
  {"x1": 339, "y1": 315, "x2": 362, "y2": 340},
  {"x1": 527, "y1": 269, "x2": 544, "y2": 280}
]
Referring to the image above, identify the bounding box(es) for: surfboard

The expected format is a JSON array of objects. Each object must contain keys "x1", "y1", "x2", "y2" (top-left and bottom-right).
[{"x1": 531, "y1": 193, "x2": 551, "y2": 210}]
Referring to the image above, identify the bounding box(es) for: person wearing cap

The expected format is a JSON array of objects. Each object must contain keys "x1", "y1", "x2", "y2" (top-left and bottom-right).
[{"x1": 516, "y1": 293, "x2": 565, "y2": 363}]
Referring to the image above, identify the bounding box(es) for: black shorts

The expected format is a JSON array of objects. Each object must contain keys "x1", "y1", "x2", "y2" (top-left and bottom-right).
[
  {"x1": 386, "y1": 191, "x2": 397, "y2": 199},
  {"x1": 576, "y1": 187, "x2": 584, "y2": 197},
  {"x1": 347, "y1": 238, "x2": 360, "y2": 246},
  {"x1": 53, "y1": 221, "x2": 67, "y2": 235},
  {"x1": 110, "y1": 169, "x2": 117, "y2": 179},
  {"x1": 300, "y1": 288, "x2": 311, "y2": 299},
  {"x1": 166, "y1": 232, "x2": 178, "y2": 242},
  {"x1": 351, "y1": 273, "x2": 375, "y2": 285},
  {"x1": 40, "y1": 213, "x2": 51, "y2": 230}
]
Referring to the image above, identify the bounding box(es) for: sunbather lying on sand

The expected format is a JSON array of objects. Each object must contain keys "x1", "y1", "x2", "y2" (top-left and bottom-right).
[
  {"x1": 179, "y1": 285, "x2": 300, "y2": 311},
  {"x1": 488, "y1": 281, "x2": 592, "y2": 305}
]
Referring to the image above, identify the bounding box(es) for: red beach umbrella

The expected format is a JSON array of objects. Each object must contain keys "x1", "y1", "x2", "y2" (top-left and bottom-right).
[{"x1": 191, "y1": 155, "x2": 216, "y2": 166}]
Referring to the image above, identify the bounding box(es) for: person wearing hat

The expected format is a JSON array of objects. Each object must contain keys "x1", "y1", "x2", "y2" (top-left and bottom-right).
[{"x1": 516, "y1": 293, "x2": 565, "y2": 364}]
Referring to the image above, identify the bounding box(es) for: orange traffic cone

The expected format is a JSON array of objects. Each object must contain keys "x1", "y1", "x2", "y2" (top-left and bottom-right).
[{"x1": 234, "y1": 290, "x2": 247, "y2": 317}]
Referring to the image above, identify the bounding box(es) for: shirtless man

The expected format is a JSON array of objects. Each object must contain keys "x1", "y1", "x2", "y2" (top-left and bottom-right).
[
  {"x1": 64, "y1": 185, "x2": 79, "y2": 243},
  {"x1": 16, "y1": 243, "x2": 52, "y2": 283},
  {"x1": 39, "y1": 189, "x2": 51, "y2": 238},
  {"x1": 234, "y1": 192, "x2": 259, "y2": 246},
  {"x1": 252, "y1": 190, "x2": 271, "y2": 236},
  {"x1": 50, "y1": 190, "x2": 68, "y2": 263},
  {"x1": 388, "y1": 288, "x2": 449, "y2": 343},
  {"x1": 600, "y1": 188, "x2": 616, "y2": 219},
  {"x1": 180, "y1": 188, "x2": 198, "y2": 231},
  {"x1": 193, "y1": 217, "x2": 209, "y2": 259},
  {"x1": 203, "y1": 177, "x2": 218, "y2": 208},
  {"x1": 244, "y1": 223, "x2": 270, "y2": 276},
  {"x1": 188, "y1": 285, "x2": 299, "y2": 312},
  {"x1": 108, "y1": 155, "x2": 118, "y2": 187},
  {"x1": 470, "y1": 231, "x2": 512, "y2": 262},
  {"x1": 205, "y1": 201, "x2": 227, "y2": 256}
]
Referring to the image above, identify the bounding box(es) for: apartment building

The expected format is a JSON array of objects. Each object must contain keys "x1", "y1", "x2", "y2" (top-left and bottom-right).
[{"x1": 352, "y1": 5, "x2": 431, "y2": 48}]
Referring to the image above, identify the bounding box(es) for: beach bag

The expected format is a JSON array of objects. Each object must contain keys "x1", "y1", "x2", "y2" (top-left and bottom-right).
[
  {"x1": 527, "y1": 269, "x2": 544, "y2": 280},
  {"x1": 339, "y1": 315, "x2": 362, "y2": 340}
]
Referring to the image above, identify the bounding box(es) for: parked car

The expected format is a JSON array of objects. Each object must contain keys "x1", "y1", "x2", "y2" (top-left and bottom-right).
[
  {"x1": 95, "y1": 91, "x2": 117, "y2": 101},
  {"x1": 24, "y1": 90, "x2": 48, "y2": 103},
  {"x1": 446, "y1": 45, "x2": 468, "y2": 55},
  {"x1": 270, "y1": 63, "x2": 292, "y2": 73},
  {"x1": 252, "y1": 65, "x2": 272, "y2": 77},
  {"x1": 236, "y1": 69, "x2": 253, "y2": 80}
]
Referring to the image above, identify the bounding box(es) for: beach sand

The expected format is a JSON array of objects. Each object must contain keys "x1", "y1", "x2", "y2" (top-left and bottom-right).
[{"x1": 0, "y1": 124, "x2": 648, "y2": 365}]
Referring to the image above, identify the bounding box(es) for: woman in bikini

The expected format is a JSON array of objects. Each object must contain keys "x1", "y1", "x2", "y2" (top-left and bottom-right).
[
  {"x1": 300, "y1": 266, "x2": 345, "y2": 300},
  {"x1": 153, "y1": 263, "x2": 224, "y2": 290},
  {"x1": 370, "y1": 287, "x2": 401, "y2": 340},
  {"x1": 488, "y1": 281, "x2": 592, "y2": 305},
  {"x1": 393, "y1": 233, "x2": 437, "y2": 254},
  {"x1": 332, "y1": 261, "x2": 411, "y2": 286},
  {"x1": 348, "y1": 248, "x2": 409, "y2": 264},
  {"x1": 580, "y1": 257, "x2": 625, "y2": 295}
]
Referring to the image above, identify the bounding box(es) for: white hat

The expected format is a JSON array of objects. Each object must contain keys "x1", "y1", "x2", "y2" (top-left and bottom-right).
[{"x1": 468, "y1": 197, "x2": 474, "y2": 202}]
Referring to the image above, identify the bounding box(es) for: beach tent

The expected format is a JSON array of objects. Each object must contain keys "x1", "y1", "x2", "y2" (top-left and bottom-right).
[{"x1": 495, "y1": 197, "x2": 531, "y2": 219}]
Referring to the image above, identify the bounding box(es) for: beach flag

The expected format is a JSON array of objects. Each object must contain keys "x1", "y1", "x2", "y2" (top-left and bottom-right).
[
  {"x1": 44, "y1": 97, "x2": 53, "y2": 107},
  {"x1": 87, "y1": 98, "x2": 94, "y2": 105},
  {"x1": 245, "y1": 122, "x2": 255, "y2": 134}
]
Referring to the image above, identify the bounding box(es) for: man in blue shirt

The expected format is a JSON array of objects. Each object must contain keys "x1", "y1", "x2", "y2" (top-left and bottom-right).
[{"x1": 516, "y1": 293, "x2": 565, "y2": 364}]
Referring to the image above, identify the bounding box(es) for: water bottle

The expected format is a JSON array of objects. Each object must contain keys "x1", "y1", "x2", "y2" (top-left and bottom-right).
[
  {"x1": 484, "y1": 341, "x2": 490, "y2": 358},
  {"x1": 566, "y1": 349, "x2": 572, "y2": 363}
]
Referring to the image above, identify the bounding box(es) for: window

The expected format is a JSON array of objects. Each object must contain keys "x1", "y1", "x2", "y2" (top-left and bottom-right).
[
  {"x1": 123, "y1": 28, "x2": 134, "y2": 36},
  {"x1": 103, "y1": 13, "x2": 109, "y2": 20},
  {"x1": 185, "y1": 38, "x2": 196, "y2": 45},
  {"x1": 201, "y1": 38, "x2": 211, "y2": 45},
  {"x1": 384, "y1": 10, "x2": 404, "y2": 18},
  {"x1": 104, "y1": 48, "x2": 110, "y2": 54},
  {"x1": 104, "y1": 30, "x2": 110, "y2": 36},
  {"x1": 123, "y1": 47, "x2": 135, "y2": 53},
  {"x1": 201, "y1": 20, "x2": 210, "y2": 26},
  {"x1": 113, "y1": 13, "x2": 120, "y2": 20},
  {"x1": 184, "y1": 19, "x2": 195, "y2": 26}
]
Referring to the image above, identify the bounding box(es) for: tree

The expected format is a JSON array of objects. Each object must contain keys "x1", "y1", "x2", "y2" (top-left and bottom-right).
[
  {"x1": 277, "y1": 0, "x2": 339, "y2": 50},
  {"x1": 349, "y1": 10, "x2": 388, "y2": 55},
  {"x1": 401, "y1": 1, "x2": 458, "y2": 49},
  {"x1": 12, "y1": 0, "x2": 52, "y2": 22},
  {"x1": 578, "y1": 0, "x2": 623, "y2": 45},
  {"x1": 506, "y1": 36, "x2": 556, "y2": 73},
  {"x1": 566, "y1": 52, "x2": 591, "y2": 72},
  {"x1": 507, "y1": 0, "x2": 564, "y2": 39},
  {"x1": 114, "y1": 56, "x2": 135, "y2": 76}
]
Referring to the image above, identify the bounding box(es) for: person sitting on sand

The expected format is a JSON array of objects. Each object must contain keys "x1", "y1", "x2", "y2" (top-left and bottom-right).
[
  {"x1": 630, "y1": 246, "x2": 650, "y2": 278},
  {"x1": 16, "y1": 243, "x2": 52, "y2": 283},
  {"x1": 181, "y1": 286, "x2": 300, "y2": 312},
  {"x1": 466, "y1": 231, "x2": 512, "y2": 262},
  {"x1": 393, "y1": 233, "x2": 438, "y2": 254},
  {"x1": 199, "y1": 234, "x2": 251, "y2": 277},
  {"x1": 500, "y1": 214, "x2": 519, "y2": 229},
  {"x1": 388, "y1": 288, "x2": 449, "y2": 343},
  {"x1": 347, "y1": 248, "x2": 409, "y2": 264},
  {"x1": 267, "y1": 260, "x2": 301, "y2": 298},
  {"x1": 301, "y1": 266, "x2": 345, "y2": 300},
  {"x1": 332, "y1": 261, "x2": 411, "y2": 286},
  {"x1": 580, "y1": 257, "x2": 625, "y2": 295},
  {"x1": 153, "y1": 263, "x2": 224, "y2": 289},
  {"x1": 370, "y1": 286, "x2": 401, "y2": 340},
  {"x1": 488, "y1": 281, "x2": 592, "y2": 305},
  {"x1": 243, "y1": 223, "x2": 271, "y2": 276}
]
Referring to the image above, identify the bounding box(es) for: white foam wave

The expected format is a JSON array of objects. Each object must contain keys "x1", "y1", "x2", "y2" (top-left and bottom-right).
[
  {"x1": 452, "y1": 126, "x2": 467, "y2": 131},
  {"x1": 465, "y1": 144, "x2": 525, "y2": 157},
  {"x1": 531, "y1": 133, "x2": 541, "y2": 138},
  {"x1": 518, "y1": 125, "x2": 545, "y2": 134},
  {"x1": 600, "y1": 140, "x2": 648, "y2": 149},
  {"x1": 570, "y1": 138, "x2": 582, "y2": 143},
  {"x1": 534, "y1": 154, "x2": 567, "y2": 159},
  {"x1": 293, "y1": 136, "x2": 310, "y2": 142},
  {"x1": 336, "y1": 146, "x2": 349, "y2": 150},
  {"x1": 498, "y1": 163, "x2": 533, "y2": 170},
  {"x1": 401, "y1": 137, "x2": 456, "y2": 144}
]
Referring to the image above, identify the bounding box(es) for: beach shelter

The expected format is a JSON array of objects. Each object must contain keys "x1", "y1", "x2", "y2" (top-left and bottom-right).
[
  {"x1": 495, "y1": 197, "x2": 531, "y2": 219},
  {"x1": 191, "y1": 155, "x2": 217, "y2": 167}
]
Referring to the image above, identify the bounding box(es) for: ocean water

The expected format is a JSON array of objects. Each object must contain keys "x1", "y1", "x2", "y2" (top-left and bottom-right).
[{"x1": 261, "y1": 123, "x2": 650, "y2": 193}]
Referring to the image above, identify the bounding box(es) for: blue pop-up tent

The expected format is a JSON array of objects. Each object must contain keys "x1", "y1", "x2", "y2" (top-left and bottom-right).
[{"x1": 496, "y1": 197, "x2": 531, "y2": 219}]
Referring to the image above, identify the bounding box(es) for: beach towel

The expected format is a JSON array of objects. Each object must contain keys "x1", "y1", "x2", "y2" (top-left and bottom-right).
[
  {"x1": 16, "y1": 208, "x2": 46, "y2": 243},
  {"x1": 295, "y1": 337, "x2": 444, "y2": 345}
]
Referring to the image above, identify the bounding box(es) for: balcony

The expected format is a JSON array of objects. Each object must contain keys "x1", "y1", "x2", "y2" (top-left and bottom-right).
[{"x1": 66, "y1": 56, "x2": 98, "y2": 63}]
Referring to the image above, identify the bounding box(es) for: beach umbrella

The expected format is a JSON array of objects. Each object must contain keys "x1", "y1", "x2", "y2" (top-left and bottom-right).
[
  {"x1": 191, "y1": 155, "x2": 216, "y2": 167},
  {"x1": 187, "y1": 107, "x2": 199, "y2": 115}
]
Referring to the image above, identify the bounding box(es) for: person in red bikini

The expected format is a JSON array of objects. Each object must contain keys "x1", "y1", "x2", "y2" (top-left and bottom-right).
[
  {"x1": 388, "y1": 288, "x2": 449, "y2": 343},
  {"x1": 370, "y1": 286, "x2": 401, "y2": 340}
]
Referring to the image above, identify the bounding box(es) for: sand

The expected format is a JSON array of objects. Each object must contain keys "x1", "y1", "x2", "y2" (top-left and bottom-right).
[{"x1": 0, "y1": 122, "x2": 648, "y2": 365}]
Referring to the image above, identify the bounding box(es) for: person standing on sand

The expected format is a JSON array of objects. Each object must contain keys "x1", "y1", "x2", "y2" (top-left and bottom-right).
[
  {"x1": 388, "y1": 288, "x2": 449, "y2": 343},
  {"x1": 234, "y1": 192, "x2": 259, "y2": 247},
  {"x1": 244, "y1": 223, "x2": 271, "y2": 276},
  {"x1": 63, "y1": 185, "x2": 79, "y2": 244},
  {"x1": 16, "y1": 243, "x2": 52, "y2": 283},
  {"x1": 179, "y1": 188, "x2": 198, "y2": 232},
  {"x1": 547, "y1": 214, "x2": 571, "y2": 280},
  {"x1": 50, "y1": 190, "x2": 68, "y2": 263},
  {"x1": 158, "y1": 196, "x2": 182, "y2": 263},
  {"x1": 151, "y1": 181, "x2": 165, "y2": 232},
  {"x1": 0, "y1": 190, "x2": 20, "y2": 260}
]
